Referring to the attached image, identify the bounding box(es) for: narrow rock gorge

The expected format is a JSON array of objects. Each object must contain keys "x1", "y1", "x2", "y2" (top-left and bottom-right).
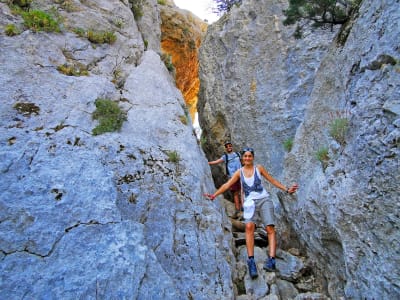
[
  {"x1": 199, "y1": 0, "x2": 399, "y2": 299},
  {"x1": 0, "y1": 0, "x2": 399, "y2": 299}
]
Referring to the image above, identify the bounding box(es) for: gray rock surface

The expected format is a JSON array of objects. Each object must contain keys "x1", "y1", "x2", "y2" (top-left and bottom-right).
[
  {"x1": 198, "y1": 0, "x2": 337, "y2": 183},
  {"x1": 0, "y1": 1, "x2": 234, "y2": 299},
  {"x1": 283, "y1": 0, "x2": 400, "y2": 298},
  {"x1": 199, "y1": 0, "x2": 399, "y2": 299}
]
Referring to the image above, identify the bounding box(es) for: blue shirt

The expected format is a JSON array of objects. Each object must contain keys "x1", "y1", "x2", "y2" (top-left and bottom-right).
[{"x1": 221, "y1": 152, "x2": 241, "y2": 177}]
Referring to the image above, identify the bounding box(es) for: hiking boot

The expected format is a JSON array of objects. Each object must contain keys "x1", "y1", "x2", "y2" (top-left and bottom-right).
[
  {"x1": 247, "y1": 257, "x2": 258, "y2": 279},
  {"x1": 263, "y1": 257, "x2": 276, "y2": 272}
]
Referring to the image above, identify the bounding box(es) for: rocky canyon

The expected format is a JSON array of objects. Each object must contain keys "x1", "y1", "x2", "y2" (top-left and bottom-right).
[{"x1": 0, "y1": 0, "x2": 399, "y2": 299}]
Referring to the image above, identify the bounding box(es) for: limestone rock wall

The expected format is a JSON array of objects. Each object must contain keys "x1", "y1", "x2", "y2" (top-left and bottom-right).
[
  {"x1": 283, "y1": 0, "x2": 400, "y2": 298},
  {"x1": 198, "y1": 0, "x2": 336, "y2": 189},
  {"x1": 0, "y1": 1, "x2": 234, "y2": 298},
  {"x1": 198, "y1": 0, "x2": 400, "y2": 298}
]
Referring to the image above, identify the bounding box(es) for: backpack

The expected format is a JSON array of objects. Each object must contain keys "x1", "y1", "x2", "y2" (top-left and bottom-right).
[{"x1": 224, "y1": 152, "x2": 241, "y2": 176}]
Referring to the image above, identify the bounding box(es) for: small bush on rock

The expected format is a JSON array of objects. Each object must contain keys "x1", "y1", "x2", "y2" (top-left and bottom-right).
[
  {"x1": 87, "y1": 30, "x2": 116, "y2": 44},
  {"x1": 57, "y1": 63, "x2": 89, "y2": 76},
  {"x1": 329, "y1": 118, "x2": 349, "y2": 146},
  {"x1": 167, "y1": 151, "x2": 180, "y2": 163},
  {"x1": 283, "y1": 138, "x2": 294, "y2": 152},
  {"x1": 5, "y1": 24, "x2": 20, "y2": 36},
  {"x1": 92, "y1": 99, "x2": 126, "y2": 135},
  {"x1": 21, "y1": 9, "x2": 60, "y2": 32}
]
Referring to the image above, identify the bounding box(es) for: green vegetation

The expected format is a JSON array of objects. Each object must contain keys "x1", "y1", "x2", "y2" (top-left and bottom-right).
[
  {"x1": 5, "y1": 24, "x2": 20, "y2": 36},
  {"x1": 283, "y1": 0, "x2": 362, "y2": 38},
  {"x1": 57, "y1": 63, "x2": 89, "y2": 76},
  {"x1": 157, "y1": 0, "x2": 166, "y2": 5},
  {"x1": 14, "y1": 102, "x2": 40, "y2": 116},
  {"x1": 161, "y1": 53, "x2": 175, "y2": 73},
  {"x1": 92, "y1": 99, "x2": 127, "y2": 135},
  {"x1": 129, "y1": 0, "x2": 144, "y2": 20},
  {"x1": 20, "y1": 9, "x2": 61, "y2": 32},
  {"x1": 87, "y1": 30, "x2": 117, "y2": 44},
  {"x1": 315, "y1": 146, "x2": 329, "y2": 170},
  {"x1": 179, "y1": 115, "x2": 188, "y2": 125},
  {"x1": 113, "y1": 18, "x2": 124, "y2": 29},
  {"x1": 167, "y1": 150, "x2": 180, "y2": 164},
  {"x1": 316, "y1": 147, "x2": 329, "y2": 161},
  {"x1": 72, "y1": 27, "x2": 86, "y2": 37},
  {"x1": 283, "y1": 138, "x2": 294, "y2": 152},
  {"x1": 329, "y1": 117, "x2": 349, "y2": 146}
]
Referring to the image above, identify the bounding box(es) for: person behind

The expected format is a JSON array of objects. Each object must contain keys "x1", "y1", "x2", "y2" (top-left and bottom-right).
[
  {"x1": 208, "y1": 141, "x2": 242, "y2": 218},
  {"x1": 205, "y1": 147, "x2": 298, "y2": 279}
]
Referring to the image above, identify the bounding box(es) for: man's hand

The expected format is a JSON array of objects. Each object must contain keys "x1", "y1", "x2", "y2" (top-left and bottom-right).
[
  {"x1": 204, "y1": 193, "x2": 216, "y2": 200},
  {"x1": 287, "y1": 183, "x2": 299, "y2": 194}
]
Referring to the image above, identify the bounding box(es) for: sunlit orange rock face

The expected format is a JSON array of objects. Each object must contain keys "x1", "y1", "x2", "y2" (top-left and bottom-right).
[{"x1": 160, "y1": 5, "x2": 207, "y2": 122}]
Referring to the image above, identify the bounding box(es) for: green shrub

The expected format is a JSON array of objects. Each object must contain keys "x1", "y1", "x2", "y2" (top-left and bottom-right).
[
  {"x1": 5, "y1": 24, "x2": 20, "y2": 36},
  {"x1": 316, "y1": 147, "x2": 329, "y2": 162},
  {"x1": 21, "y1": 9, "x2": 60, "y2": 32},
  {"x1": 157, "y1": 0, "x2": 166, "y2": 5},
  {"x1": 130, "y1": 0, "x2": 143, "y2": 20},
  {"x1": 87, "y1": 30, "x2": 117, "y2": 44},
  {"x1": 167, "y1": 150, "x2": 180, "y2": 163},
  {"x1": 92, "y1": 99, "x2": 126, "y2": 135},
  {"x1": 329, "y1": 118, "x2": 349, "y2": 146},
  {"x1": 283, "y1": 138, "x2": 293, "y2": 152}
]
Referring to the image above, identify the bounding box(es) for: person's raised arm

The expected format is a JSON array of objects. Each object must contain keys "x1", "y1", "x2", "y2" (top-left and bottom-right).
[
  {"x1": 208, "y1": 158, "x2": 224, "y2": 165},
  {"x1": 258, "y1": 165, "x2": 298, "y2": 194},
  {"x1": 204, "y1": 169, "x2": 241, "y2": 200}
]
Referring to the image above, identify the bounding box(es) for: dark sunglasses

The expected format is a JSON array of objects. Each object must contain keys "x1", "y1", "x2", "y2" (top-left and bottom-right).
[{"x1": 241, "y1": 147, "x2": 254, "y2": 154}]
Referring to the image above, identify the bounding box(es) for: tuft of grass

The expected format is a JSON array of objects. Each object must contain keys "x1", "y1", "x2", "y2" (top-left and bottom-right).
[
  {"x1": 5, "y1": 24, "x2": 20, "y2": 36},
  {"x1": 92, "y1": 99, "x2": 126, "y2": 135},
  {"x1": 329, "y1": 118, "x2": 349, "y2": 146},
  {"x1": 130, "y1": 0, "x2": 143, "y2": 20},
  {"x1": 57, "y1": 63, "x2": 89, "y2": 76},
  {"x1": 179, "y1": 115, "x2": 188, "y2": 125},
  {"x1": 283, "y1": 138, "x2": 293, "y2": 152},
  {"x1": 157, "y1": 0, "x2": 166, "y2": 5},
  {"x1": 316, "y1": 147, "x2": 329, "y2": 170},
  {"x1": 167, "y1": 150, "x2": 180, "y2": 164},
  {"x1": 14, "y1": 102, "x2": 40, "y2": 116},
  {"x1": 87, "y1": 30, "x2": 117, "y2": 44},
  {"x1": 72, "y1": 27, "x2": 86, "y2": 37},
  {"x1": 20, "y1": 9, "x2": 60, "y2": 32}
]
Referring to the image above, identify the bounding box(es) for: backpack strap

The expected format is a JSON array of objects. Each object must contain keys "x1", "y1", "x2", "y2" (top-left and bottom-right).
[{"x1": 224, "y1": 152, "x2": 229, "y2": 175}]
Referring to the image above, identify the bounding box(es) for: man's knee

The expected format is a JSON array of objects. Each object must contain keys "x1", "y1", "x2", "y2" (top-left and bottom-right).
[{"x1": 265, "y1": 225, "x2": 275, "y2": 234}]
